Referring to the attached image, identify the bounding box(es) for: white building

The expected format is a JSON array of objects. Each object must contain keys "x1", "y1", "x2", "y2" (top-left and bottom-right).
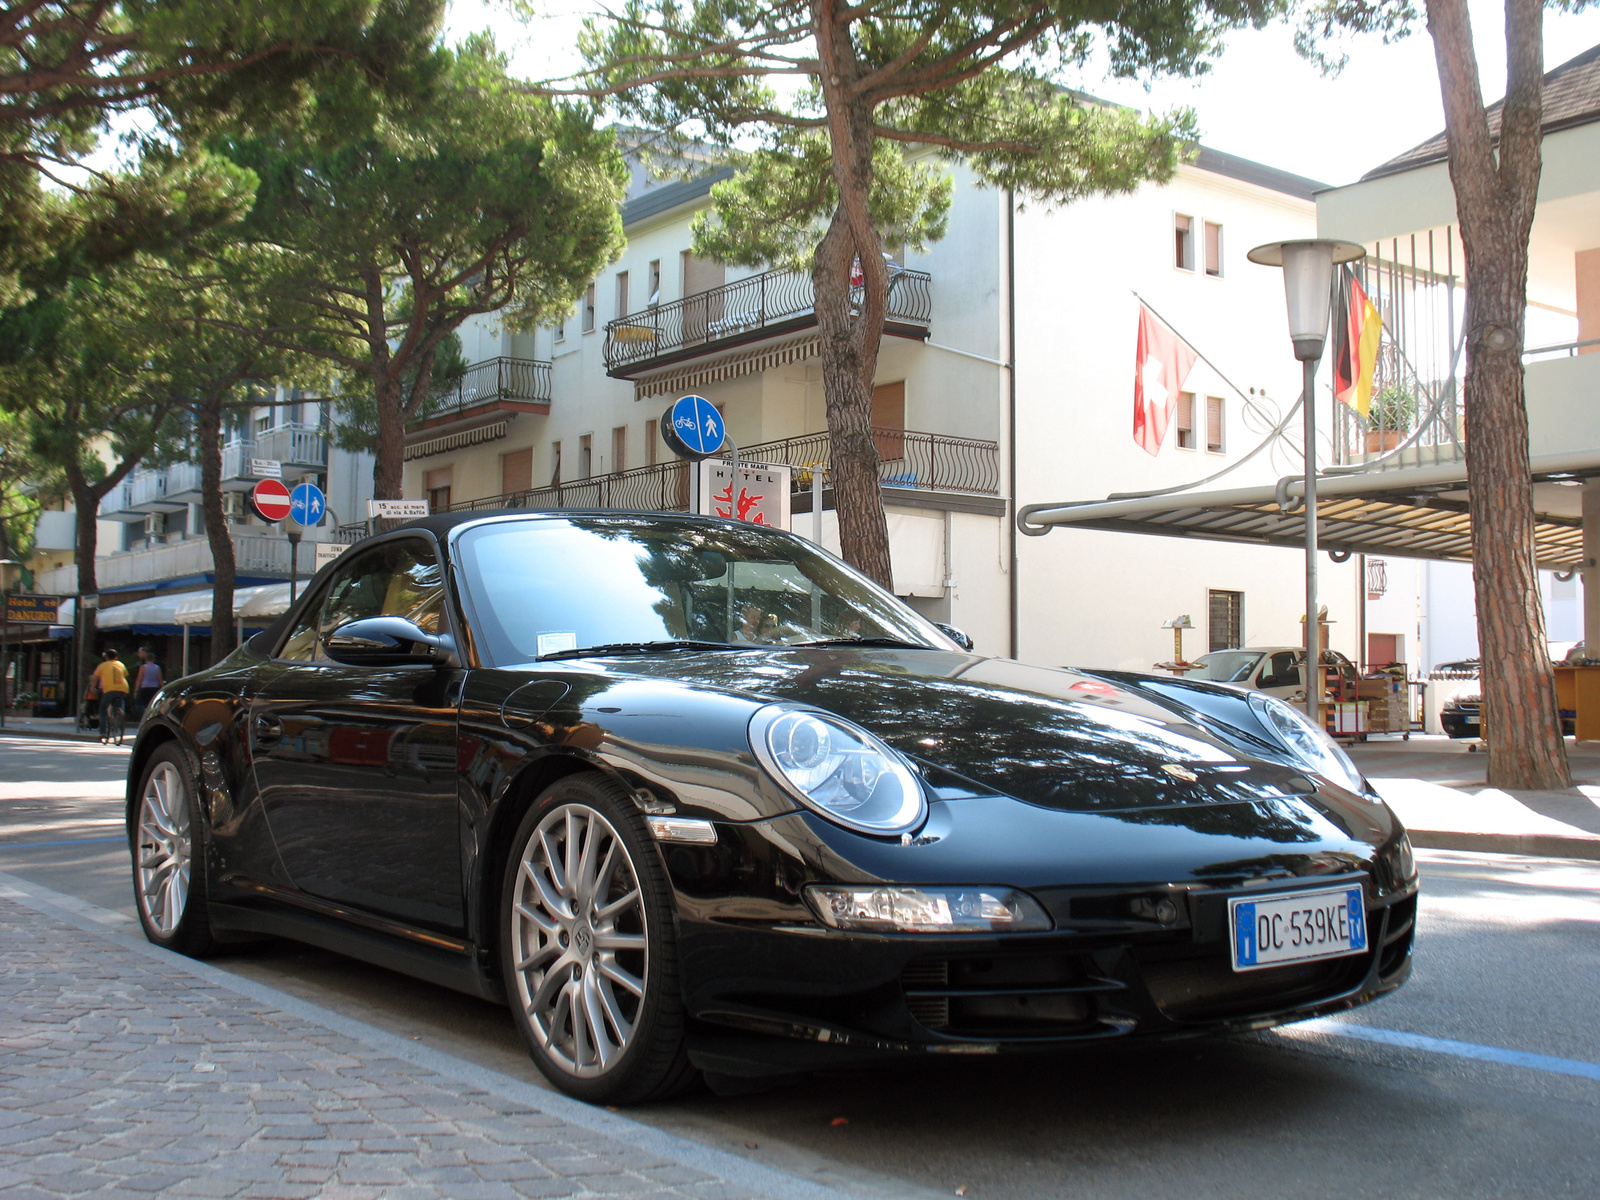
[{"x1": 403, "y1": 142, "x2": 1372, "y2": 672}]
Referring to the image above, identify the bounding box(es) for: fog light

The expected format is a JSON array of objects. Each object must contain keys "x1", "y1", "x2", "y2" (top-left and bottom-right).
[{"x1": 804, "y1": 885, "x2": 1052, "y2": 934}]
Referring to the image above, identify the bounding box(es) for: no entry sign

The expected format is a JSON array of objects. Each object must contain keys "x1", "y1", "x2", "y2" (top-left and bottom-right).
[{"x1": 251, "y1": 478, "x2": 292, "y2": 523}]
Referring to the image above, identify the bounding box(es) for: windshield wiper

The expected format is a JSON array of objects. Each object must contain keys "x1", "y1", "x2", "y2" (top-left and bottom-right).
[
  {"x1": 537, "y1": 640, "x2": 740, "y2": 661},
  {"x1": 790, "y1": 636, "x2": 930, "y2": 650}
]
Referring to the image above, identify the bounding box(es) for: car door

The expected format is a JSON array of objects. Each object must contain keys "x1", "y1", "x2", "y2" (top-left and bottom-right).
[{"x1": 249, "y1": 536, "x2": 466, "y2": 933}]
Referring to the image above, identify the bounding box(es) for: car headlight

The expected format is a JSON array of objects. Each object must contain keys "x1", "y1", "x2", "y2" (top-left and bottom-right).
[
  {"x1": 749, "y1": 706, "x2": 926, "y2": 836},
  {"x1": 1247, "y1": 692, "x2": 1366, "y2": 793},
  {"x1": 804, "y1": 885, "x2": 1052, "y2": 933}
]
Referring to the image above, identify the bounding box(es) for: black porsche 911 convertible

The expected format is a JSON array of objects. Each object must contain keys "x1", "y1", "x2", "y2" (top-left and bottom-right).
[{"x1": 127, "y1": 511, "x2": 1417, "y2": 1103}]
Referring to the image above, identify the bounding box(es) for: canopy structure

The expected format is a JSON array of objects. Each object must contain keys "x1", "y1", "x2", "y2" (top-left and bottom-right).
[
  {"x1": 1018, "y1": 451, "x2": 1598, "y2": 570},
  {"x1": 172, "y1": 583, "x2": 295, "y2": 627}
]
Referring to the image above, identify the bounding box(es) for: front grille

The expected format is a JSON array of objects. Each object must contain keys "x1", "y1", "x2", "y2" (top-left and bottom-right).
[
  {"x1": 1138, "y1": 950, "x2": 1368, "y2": 1021},
  {"x1": 901, "y1": 953, "x2": 1124, "y2": 1038}
]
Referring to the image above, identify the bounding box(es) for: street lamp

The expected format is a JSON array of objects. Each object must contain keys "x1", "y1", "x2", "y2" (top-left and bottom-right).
[
  {"x1": 0, "y1": 558, "x2": 21, "y2": 730},
  {"x1": 1248, "y1": 239, "x2": 1365, "y2": 727}
]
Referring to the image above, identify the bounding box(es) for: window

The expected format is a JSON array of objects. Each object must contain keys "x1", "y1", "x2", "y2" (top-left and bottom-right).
[
  {"x1": 1206, "y1": 395, "x2": 1225, "y2": 453},
  {"x1": 554, "y1": 316, "x2": 565, "y2": 343},
  {"x1": 612, "y1": 425, "x2": 627, "y2": 474},
  {"x1": 279, "y1": 539, "x2": 445, "y2": 662},
  {"x1": 579, "y1": 434, "x2": 592, "y2": 479},
  {"x1": 1174, "y1": 214, "x2": 1194, "y2": 271},
  {"x1": 551, "y1": 441, "x2": 561, "y2": 485},
  {"x1": 255, "y1": 412, "x2": 272, "y2": 434},
  {"x1": 501, "y1": 447, "x2": 533, "y2": 496},
  {"x1": 1204, "y1": 221, "x2": 1223, "y2": 277},
  {"x1": 1175, "y1": 392, "x2": 1196, "y2": 449},
  {"x1": 648, "y1": 259, "x2": 661, "y2": 306},
  {"x1": 1208, "y1": 589, "x2": 1243, "y2": 652},
  {"x1": 424, "y1": 466, "x2": 452, "y2": 513},
  {"x1": 582, "y1": 283, "x2": 596, "y2": 333},
  {"x1": 645, "y1": 419, "x2": 658, "y2": 466},
  {"x1": 615, "y1": 270, "x2": 629, "y2": 318}
]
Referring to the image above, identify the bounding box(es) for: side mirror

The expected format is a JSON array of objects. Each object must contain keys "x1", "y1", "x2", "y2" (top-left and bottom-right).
[
  {"x1": 933, "y1": 622, "x2": 974, "y2": 652},
  {"x1": 325, "y1": 616, "x2": 459, "y2": 668}
]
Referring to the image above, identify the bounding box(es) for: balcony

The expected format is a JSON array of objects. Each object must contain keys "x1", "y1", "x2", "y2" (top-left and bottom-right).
[
  {"x1": 250, "y1": 423, "x2": 329, "y2": 480},
  {"x1": 36, "y1": 530, "x2": 320, "y2": 593},
  {"x1": 602, "y1": 265, "x2": 933, "y2": 378},
  {"x1": 446, "y1": 427, "x2": 1000, "y2": 515},
  {"x1": 405, "y1": 357, "x2": 553, "y2": 458}
]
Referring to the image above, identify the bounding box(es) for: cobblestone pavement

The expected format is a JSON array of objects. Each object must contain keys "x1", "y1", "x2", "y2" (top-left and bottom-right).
[{"x1": 0, "y1": 890, "x2": 823, "y2": 1200}]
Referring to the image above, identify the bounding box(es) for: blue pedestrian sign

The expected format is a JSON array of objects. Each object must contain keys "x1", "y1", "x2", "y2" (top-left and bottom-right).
[
  {"x1": 288, "y1": 481, "x2": 327, "y2": 527},
  {"x1": 661, "y1": 395, "x2": 726, "y2": 461}
]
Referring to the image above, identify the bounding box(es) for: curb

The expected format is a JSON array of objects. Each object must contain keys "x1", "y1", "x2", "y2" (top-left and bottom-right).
[
  {"x1": 0, "y1": 727, "x2": 108, "y2": 743},
  {"x1": 1408, "y1": 829, "x2": 1600, "y2": 862}
]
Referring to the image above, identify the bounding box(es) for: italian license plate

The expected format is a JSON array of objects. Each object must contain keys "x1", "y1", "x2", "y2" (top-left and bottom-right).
[{"x1": 1228, "y1": 885, "x2": 1367, "y2": 972}]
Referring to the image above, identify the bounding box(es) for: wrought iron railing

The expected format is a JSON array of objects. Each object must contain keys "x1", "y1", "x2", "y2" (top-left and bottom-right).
[
  {"x1": 446, "y1": 427, "x2": 1000, "y2": 516},
  {"x1": 422, "y1": 357, "x2": 552, "y2": 422},
  {"x1": 604, "y1": 265, "x2": 933, "y2": 373}
]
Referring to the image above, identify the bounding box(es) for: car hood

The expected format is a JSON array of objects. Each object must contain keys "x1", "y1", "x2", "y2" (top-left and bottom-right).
[{"x1": 578, "y1": 647, "x2": 1318, "y2": 813}]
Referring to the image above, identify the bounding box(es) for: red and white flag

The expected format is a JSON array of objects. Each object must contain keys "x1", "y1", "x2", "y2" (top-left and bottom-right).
[{"x1": 1133, "y1": 304, "x2": 1199, "y2": 456}]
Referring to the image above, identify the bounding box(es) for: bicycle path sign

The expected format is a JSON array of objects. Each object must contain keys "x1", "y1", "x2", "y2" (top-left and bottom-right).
[{"x1": 661, "y1": 395, "x2": 725, "y2": 460}]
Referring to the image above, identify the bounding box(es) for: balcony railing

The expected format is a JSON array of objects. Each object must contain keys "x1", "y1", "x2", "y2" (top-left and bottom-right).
[
  {"x1": 446, "y1": 427, "x2": 1000, "y2": 516},
  {"x1": 37, "y1": 531, "x2": 322, "y2": 593},
  {"x1": 410, "y1": 357, "x2": 553, "y2": 433},
  {"x1": 603, "y1": 265, "x2": 933, "y2": 375},
  {"x1": 126, "y1": 468, "x2": 167, "y2": 508},
  {"x1": 254, "y1": 423, "x2": 329, "y2": 469}
]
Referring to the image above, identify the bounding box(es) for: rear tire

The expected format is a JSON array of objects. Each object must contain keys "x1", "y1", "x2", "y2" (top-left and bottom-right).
[
  {"x1": 132, "y1": 745, "x2": 215, "y2": 957},
  {"x1": 500, "y1": 773, "x2": 696, "y2": 1104}
]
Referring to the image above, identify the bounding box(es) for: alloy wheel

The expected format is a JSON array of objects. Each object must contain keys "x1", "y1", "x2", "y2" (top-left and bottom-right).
[
  {"x1": 136, "y1": 761, "x2": 191, "y2": 935},
  {"x1": 509, "y1": 803, "x2": 649, "y2": 1079}
]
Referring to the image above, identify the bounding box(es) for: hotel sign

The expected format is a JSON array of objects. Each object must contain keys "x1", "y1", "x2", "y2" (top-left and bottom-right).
[{"x1": 6, "y1": 594, "x2": 64, "y2": 624}]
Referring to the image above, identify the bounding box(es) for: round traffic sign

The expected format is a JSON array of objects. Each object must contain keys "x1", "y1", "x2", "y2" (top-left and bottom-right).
[
  {"x1": 251, "y1": 478, "x2": 292, "y2": 523},
  {"x1": 661, "y1": 395, "x2": 725, "y2": 460},
  {"x1": 289, "y1": 481, "x2": 327, "y2": 527}
]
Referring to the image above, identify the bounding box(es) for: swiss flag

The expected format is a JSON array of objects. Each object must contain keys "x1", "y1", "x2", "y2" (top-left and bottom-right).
[{"x1": 1133, "y1": 304, "x2": 1199, "y2": 456}]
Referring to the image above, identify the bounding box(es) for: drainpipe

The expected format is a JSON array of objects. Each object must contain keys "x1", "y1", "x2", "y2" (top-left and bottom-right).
[{"x1": 1006, "y1": 188, "x2": 1019, "y2": 660}]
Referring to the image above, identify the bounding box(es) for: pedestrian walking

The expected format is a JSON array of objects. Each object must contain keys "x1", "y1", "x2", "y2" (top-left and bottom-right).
[
  {"x1": 90, "y1": 650, "x2": 129, "y2": 743},
  {"x1": 133, "y1": 646, "x2": 163, "y2": 715}
]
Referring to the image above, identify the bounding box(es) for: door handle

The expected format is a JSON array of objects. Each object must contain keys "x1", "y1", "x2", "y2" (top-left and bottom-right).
[{"x1": 254, "y1": 713, "x2": 284, "y2": 746}]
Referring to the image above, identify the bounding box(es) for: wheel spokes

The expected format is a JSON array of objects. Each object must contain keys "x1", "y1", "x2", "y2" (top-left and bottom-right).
[
  {"x1": 137, "y1": 764, "x2": 192, "y2": 937},
  {"x1": 511, "y1": 802, "x2": 649, "y2": 1079}
]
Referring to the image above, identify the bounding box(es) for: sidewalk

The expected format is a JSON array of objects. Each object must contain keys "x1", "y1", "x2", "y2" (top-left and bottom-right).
[
  {"x1": 1350, "y1": 736, "x2": 1600, "y2": 861},
  {"x1": 0, "y1": 872, "x2": 887, "y2": 1200},
  {"x1": 0, "y1": 716, "x2": 99, "y2": 742}
]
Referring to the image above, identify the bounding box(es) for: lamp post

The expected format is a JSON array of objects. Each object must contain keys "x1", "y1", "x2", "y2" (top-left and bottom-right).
[
  {"x1": 0, "y1": 559, "x2": 20, "y2": 729},
  {"x1": 1247, "y1": 239, "x2": 1365, "y2": 727}
]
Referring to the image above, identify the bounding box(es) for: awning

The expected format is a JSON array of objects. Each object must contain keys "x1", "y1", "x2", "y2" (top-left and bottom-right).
[{"x1": 1018, "y1": 451, "x2": 1598, "y2": 570}]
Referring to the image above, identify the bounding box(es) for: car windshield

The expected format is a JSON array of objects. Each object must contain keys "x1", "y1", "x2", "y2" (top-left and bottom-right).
[
  {"x1": 453, "y1": 515, "x2": 951, "y2": 664},
  {"x1": 1190, "y1": 651, "x2": 1264, "y2": 683}
]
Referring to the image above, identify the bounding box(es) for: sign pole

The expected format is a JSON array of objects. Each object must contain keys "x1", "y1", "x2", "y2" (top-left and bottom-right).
[
  {"x1": 287, "y1": 528, "x2": 301, "y2": 604},
  {"x1": 812, "y1": 468, "x2": 823, "y2": 543},
  {"x1": 1, "y1": 591, "x2": 8, "y2": 729}
]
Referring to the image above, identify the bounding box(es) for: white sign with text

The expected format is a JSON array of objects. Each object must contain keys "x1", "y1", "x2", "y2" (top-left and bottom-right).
[
  {"x1": 367, "y1": 499, "x2": 431, "y2": 518},
  {"x1": 697, "y1": 461, "x2": 791, "y2": 530}
]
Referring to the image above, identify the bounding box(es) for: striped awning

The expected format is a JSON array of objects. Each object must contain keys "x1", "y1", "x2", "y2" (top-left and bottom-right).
[
  {"x1": 1019, "y1": 452, "x2": 1598, "y2": 570},
  {"x1": 406, "y1": 420, "x2": 509, "y2": 462},
  {"x1": 632, "y1": 335, "x2": 820, "y2": 402}
]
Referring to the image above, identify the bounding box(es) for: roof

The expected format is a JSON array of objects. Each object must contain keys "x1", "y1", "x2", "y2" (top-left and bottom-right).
[
  {"x1": 614, "y1": 143, "x2": 1318, "y2": 229},
  {"x1": 1363, "y1": 42, "x2": 1600, "y2": 180},
  {"x1": 1191, "y1": 146, "x2": 1326, "y2": 200},
  {"x1": 620, "y1": 167, "x2": 735, "y2": 227}
]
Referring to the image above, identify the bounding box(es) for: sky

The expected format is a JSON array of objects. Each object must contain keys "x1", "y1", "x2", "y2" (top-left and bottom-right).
[{"x1": 447, "y1": 0, "x2": 1600, "y2": 187}]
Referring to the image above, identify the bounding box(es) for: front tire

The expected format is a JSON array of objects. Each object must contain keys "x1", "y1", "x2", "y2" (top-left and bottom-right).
[
  {"x1": 500, "y1": 774, "x2": 694, "y2": 1104},
  {"x1": 132, "y1": 745, "x2": 215, "y2": 957}
]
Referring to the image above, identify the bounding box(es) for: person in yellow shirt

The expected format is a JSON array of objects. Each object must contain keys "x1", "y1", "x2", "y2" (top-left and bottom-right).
[{"x1": 91, "y1": 649, "x2": 129, "y2": 742}]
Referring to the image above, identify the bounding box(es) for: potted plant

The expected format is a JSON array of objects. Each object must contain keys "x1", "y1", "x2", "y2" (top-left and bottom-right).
[{"x1": 1365, "y1": 384, "x2": 1418, "y2": 452}]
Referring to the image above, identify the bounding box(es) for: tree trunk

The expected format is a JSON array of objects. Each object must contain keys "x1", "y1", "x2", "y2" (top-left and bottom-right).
[
  {"x1": 812, "y1": 1, "x2": 894, "y2": 590},
  {"x1": 198, "y1": 397, "x2": 238, "y2": 664},
  {"x1": 66, "y1": 468, "x2": 100, "y2": 599},
  {"x1": 1425, "y1": 0, "x2": 1569, "y2": 789},
  {"x1": 372, "y1": 369, "x2": 407, "y2": 501}
]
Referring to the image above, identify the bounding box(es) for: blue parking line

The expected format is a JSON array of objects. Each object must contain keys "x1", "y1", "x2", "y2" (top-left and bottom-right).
[
  {"x1": 1298, "y1": 1018, "x2": 1600, "y2": 1082},
  {"x1": 0, "y1": 835, "x2": 125, "y2": 850}
]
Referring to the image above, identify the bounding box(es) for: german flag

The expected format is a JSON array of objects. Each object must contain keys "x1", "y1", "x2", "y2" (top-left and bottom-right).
[{"x1": 1332, "y1": 272, "x2": 1383, "y2": 417}]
